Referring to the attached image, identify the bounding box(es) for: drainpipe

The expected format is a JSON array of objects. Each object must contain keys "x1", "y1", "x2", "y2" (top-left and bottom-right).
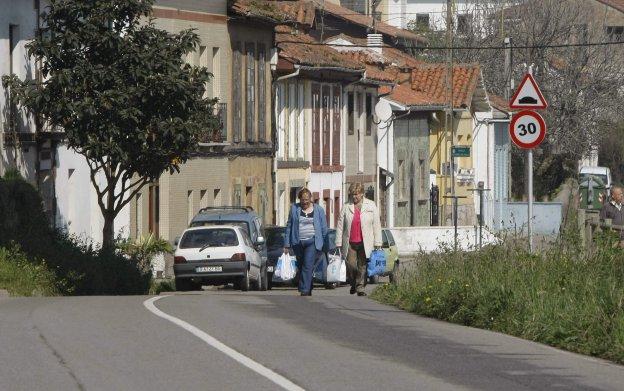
[{"x1": 276, "y1": 66, "x2": 300, "y2": 82}]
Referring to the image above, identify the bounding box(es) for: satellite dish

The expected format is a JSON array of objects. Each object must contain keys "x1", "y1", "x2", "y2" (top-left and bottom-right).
[{"x1": 375, "y1": 99, "x2": 393, "y2": 123}]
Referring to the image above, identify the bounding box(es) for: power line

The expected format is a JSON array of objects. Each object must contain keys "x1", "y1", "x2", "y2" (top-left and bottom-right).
[{"x1": 277, "y1": 40, "x2": 624, "y2": 50}]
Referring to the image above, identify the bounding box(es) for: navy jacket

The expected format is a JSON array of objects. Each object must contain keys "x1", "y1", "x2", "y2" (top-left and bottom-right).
[{"x1": 284, "y1": 203, "x2": 328, "y2": 251}]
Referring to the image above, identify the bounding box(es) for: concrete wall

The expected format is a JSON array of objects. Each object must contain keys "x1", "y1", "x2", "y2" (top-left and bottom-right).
[
  {"x1": 0, "y1": 0, "x2": 39, "y2": 182},
  {"x1": 55, "y1": 146, "x2": 130, "y2": 244},
  {"x1": 389, "y1": 225, "x2": 498, "y2": 257},
  {"x1": 492, "y1": 201, "x2": 563, "y2": 235},
  {"x1": 275, "y1": 168, "x2": 309, "y2": 226},
  {"x1": 429, "y1": 110, "x2": 476, "y2": 225},
  {"x1": 393, "y1": 112, "x2": 430, "y2": 226}
]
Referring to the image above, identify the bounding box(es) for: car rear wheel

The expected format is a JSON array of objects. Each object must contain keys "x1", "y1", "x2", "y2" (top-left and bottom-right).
[
  {"x1": 237, "y1": 268, "x2": 250, "y2": 291},
  {"x1": 175, "y1": 278, "x2": 195, "y2": 292},
  {"x1": 259, "y1": 265, "x2": 268, "y2": 291}
]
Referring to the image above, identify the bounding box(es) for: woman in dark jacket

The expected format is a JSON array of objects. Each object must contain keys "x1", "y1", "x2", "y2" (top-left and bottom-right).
[{"x1": 284, "y1": 188, "x2": 328, "y2": 296}]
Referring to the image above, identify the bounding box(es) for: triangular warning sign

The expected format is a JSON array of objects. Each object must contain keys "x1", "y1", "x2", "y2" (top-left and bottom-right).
[{"x1": 509, "y1": 73, "x2": 548, "y2": 110}]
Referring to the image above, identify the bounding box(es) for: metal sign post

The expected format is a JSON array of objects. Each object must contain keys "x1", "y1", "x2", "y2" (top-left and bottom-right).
[
  {"x1": 469, "y1": 181, "x2": 491, "y2": 249},
  {"x1": 443, "y1": 195, "x2": 468, "y2": 251},
  {"x1": 509, "y1": 67, "x2": 547, "y2": 254}
]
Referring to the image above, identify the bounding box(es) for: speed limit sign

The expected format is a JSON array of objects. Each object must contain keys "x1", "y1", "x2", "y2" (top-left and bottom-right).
[{"x1": 509, "y1": 110, "x2": 546, "y2": 149}]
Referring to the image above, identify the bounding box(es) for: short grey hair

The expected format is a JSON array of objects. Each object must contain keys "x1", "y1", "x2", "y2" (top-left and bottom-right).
[{"x1": 348, "y1": 182, "x2": 364, "y2": 196}]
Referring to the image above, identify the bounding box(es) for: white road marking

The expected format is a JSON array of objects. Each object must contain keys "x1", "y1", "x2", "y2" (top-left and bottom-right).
[{"x1": 143, "y1": 296, "x2": 305, "y2": 391}]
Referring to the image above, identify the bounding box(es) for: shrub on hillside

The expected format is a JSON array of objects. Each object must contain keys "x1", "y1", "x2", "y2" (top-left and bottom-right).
[{"x1": 0, "y1": 173, "x2": 150, "y2": 295}]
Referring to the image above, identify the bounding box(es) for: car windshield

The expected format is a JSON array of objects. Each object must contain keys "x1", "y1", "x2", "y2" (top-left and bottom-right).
[
  {"x1": 194, "y1": 221, "x2": 250, "y2": 238},
  {"x1": 579, "y1": 173, "x2": 608, "y2": 186},
  {"x1": 265, "y1": 229, "x2": 285, "y2": 250},
  {"x1": 179, "y1": 228, "x2": 239, "y2": 249}
]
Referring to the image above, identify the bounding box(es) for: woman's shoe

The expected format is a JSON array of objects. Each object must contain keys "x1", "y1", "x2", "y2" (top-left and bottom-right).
[
  {"x1": 349, "y1": 286, "x2": 356, "y2": 295},
  {"x1": 357, "y1": 291, "x2": 367, "y2": 297}
]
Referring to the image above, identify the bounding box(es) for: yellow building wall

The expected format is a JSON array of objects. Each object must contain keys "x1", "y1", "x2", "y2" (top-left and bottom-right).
[{"x1": 428, "y1": 110, "x2": 475, "y2": 225}]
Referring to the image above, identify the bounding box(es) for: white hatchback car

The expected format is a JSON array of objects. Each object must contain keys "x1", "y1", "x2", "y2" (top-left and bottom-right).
[{"x1": 173, "y1": 225, "x2": 264, "y2": 291}]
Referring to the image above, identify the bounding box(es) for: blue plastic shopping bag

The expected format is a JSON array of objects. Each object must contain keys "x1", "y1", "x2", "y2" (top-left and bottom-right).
[{"x1": 367, "y1": 249, "x2": 386, "y2": 277}]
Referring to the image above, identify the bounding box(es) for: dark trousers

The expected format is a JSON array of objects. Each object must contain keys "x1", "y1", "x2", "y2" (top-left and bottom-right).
[
  {"x1": 294, "y1": 238, "x2": 320, "y2": 294},
  {"x1": 347, "y1": 242, "x2": 367, "y2": 293}
]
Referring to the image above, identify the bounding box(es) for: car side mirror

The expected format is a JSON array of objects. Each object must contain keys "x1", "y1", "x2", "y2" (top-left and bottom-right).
[
  {"x1": 256, "y1": 236, "x2": 265, "y2": 245},
  {"x1": 174, "y1": 236, "x2": 180, "y2": 246}
]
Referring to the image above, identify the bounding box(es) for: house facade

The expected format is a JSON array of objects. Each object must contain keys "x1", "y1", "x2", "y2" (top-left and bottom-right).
[{"x1": 130, "y1": 0, "x2": 275, "y2": 243}]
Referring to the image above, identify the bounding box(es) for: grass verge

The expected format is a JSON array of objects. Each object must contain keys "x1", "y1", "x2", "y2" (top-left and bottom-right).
[
  {"x1": 0, "y1": 246, "x2": 59, "y2": 296},
  {"x1": 371, "y1": 233, "x2": 624, "y2": 364}
]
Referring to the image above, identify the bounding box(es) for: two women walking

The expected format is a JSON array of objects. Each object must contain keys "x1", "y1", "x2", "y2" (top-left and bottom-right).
[{"x1": 284, "y1": 183, "x2": 382, "y2": 297}]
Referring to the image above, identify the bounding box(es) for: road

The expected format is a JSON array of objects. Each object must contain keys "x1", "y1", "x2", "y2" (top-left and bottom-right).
[{"x1": 1, "y1": 284, "x2": 624, "y2": 391}]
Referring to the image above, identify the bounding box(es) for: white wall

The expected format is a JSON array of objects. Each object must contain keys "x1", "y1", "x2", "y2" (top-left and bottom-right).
[
  {"x1": 377, "y1": 99, "x2": 395, "y2": 227},
  {"x1": 472, "y1": 111, "x2": 495, "y2": 226},
  {"x1": 386, "y1": 0, "x2": 501, "y2": 30},
  {"x1": 55, "y1": 145, "x2": 130, "y2": 245},
  {"x1": 390, "y1": 225, "x2": 497, "y2": 256},
  {"x1": 0, "y1": 0, "x2": 39, "y2": 181}
]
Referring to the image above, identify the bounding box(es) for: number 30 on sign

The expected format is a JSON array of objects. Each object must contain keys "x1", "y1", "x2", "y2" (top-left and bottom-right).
[{"x1": 509, "y1": 110, "x2": 546, "y2": 149}]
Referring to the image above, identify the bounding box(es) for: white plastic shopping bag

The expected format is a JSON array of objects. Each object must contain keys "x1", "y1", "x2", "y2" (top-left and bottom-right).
[
  {"x1": 326, "y1": 249, "x2": 346, "y2": 283},
  {"x1": 273, "y1": 253, "x2": 297, "y2": 282}
]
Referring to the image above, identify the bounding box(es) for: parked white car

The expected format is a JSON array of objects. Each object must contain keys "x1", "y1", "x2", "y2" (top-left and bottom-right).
[{"x1": 173, "y1": 226, "x2": 265, "y2": 291}]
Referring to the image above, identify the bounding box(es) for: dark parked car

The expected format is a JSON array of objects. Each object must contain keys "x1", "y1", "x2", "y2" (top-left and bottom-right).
[{"x1": 264, "y1": 226, "x2": 341, "y2": 289}]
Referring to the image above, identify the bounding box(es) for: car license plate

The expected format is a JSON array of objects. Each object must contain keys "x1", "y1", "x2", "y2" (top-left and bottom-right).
[
  {"x1": 267, "y1": 266, "x2": 274, "y2": 272},
  {"x1": 196, "y1": 266, "x2": 222, "y2": 273}
]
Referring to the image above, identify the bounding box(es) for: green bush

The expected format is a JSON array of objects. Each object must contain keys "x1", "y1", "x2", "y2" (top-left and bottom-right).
[
  {"x1": 0, "y1": 173, "x2": 151, "y2": 295},
  {"x1": 372, "y1": 233, "x2": 624, "y2": 364},
  {"x1": 0, "y1": 246, "x2": 59, "y2": 296}
]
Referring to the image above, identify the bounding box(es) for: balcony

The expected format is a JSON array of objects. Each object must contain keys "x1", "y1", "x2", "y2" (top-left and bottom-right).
[{"x1": 198, "y1": 102, "x2": 228, "y2": 145}]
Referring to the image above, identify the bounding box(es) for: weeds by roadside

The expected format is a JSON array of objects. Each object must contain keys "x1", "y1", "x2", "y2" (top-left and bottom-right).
[
  {"x1": 372, "y1": 231, "x2": 624, "y2": 364},
  {"x1": 0, "y1": 246, "x2": 60, "y2": 296}
]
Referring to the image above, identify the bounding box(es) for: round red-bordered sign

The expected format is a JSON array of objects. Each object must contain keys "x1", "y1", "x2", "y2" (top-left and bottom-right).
[{"x1": 509, "y1": 110, "x2": 546, "y2": 149}]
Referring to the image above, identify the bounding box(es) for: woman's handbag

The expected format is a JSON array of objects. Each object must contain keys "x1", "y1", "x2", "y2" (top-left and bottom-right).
[
  {"x1": 273, "y1": 253, "x2": 297, "y2": 282},
  {"x1": 326, "y1": 249, "x2": 346, "y2": 283},
  {"x1": 367, "y1": 249, "x2": 386, "y2": 277}
]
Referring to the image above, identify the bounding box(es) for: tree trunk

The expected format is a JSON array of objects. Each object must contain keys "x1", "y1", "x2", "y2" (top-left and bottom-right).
[{"x1": 102, "y1": 213, "x2": 115, "y2": 252}]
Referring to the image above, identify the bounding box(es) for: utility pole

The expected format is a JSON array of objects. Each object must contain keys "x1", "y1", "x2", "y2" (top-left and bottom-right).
[
  {"x1": 502, "y1": 37, "x2": 512, "y2": 229},
  {"x1": 446, "y1": 0, "x2": 455, "y2": 226},
  {"x1": 527, "y1": 64, "x2": 534, "y2": 253}
]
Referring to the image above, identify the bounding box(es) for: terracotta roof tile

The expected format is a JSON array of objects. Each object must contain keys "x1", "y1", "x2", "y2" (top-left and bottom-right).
[
  {"x1": 594, "y1": 0, "x2": 624, "y2": 13},
  {"x1": 410, "y1": 64, "x2": 481, "y2": 108},
  {"x1": 276, "y1": 25, "x2": 363, "y2": 69},
  {"x1": 229, "y1": 0, "x2": 315, "y2": 25},
  {"x1": 384, "y1": 64, "x2": 482, "y2": 108},
  {"x1": 488, "y1": 94, "x2": 510, "y2": 112}
]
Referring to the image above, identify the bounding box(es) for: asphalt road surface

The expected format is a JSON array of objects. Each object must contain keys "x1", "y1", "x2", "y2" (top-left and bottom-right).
[{"x1": 2, "y1": 284, "x2": 624, "y2": 391}]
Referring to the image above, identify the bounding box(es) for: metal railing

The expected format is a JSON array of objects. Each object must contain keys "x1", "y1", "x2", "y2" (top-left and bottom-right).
[{"x1": 198, "y1": 102, "x2": 227, "y2": 143}]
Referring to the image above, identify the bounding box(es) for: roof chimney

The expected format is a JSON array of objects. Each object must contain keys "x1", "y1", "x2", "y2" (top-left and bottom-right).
[{"x1": 367, "y1": 33, "x2": 383, "y2": 54}]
